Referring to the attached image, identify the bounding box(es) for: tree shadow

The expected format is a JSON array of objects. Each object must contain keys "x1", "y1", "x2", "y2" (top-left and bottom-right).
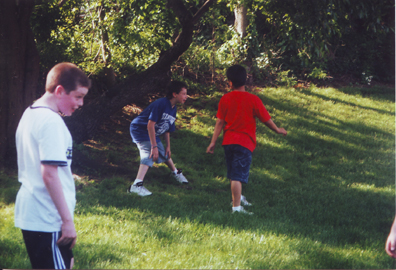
[
  {"x1": 70, "y1": 88, "x2": 395, "y2": 268},
  {"x1": 2, "y1": 87, "x2": 394, "y2": 268},
  {"x1": 75, "y1": 120, "x2": 394, "y2": 242},
  {"x1": 298, "y1": 87, "x2": 395, "y2": 115}
]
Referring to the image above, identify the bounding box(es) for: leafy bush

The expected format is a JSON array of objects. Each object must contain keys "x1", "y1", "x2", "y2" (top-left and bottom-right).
[
  {"x1": 307, "y1": 68, "x2": 328, "y2": 80},
  {"x1": 276, "y1": 70, "x2": 297, "y2": 87}
]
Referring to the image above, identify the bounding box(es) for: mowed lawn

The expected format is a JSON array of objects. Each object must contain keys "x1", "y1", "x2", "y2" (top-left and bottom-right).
[{"x1": 1, "y1": 85, "x2": 395, "y2": 269}]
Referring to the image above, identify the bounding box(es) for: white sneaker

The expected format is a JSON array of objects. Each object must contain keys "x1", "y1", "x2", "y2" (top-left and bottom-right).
[
  {"x1": 127, "y1": 183, "x2": 152, "y2": 196},
  {"x1": 232, "y1": 206, "x2": 253, "y2": 215},
  {"x1": 172, "y1": 169, "x2": 188, "y2": 184},
  {"x1": 231, "y1": 195, "x2": 252, "y2": 206},
  {"x1": 241, "y1": 195, "x2": 252, "y2": 206}
]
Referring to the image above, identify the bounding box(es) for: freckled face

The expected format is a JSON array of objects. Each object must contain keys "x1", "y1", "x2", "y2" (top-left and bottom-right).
[{"x1": 57, "y1": 86, "x2": 89, "y2": 116}]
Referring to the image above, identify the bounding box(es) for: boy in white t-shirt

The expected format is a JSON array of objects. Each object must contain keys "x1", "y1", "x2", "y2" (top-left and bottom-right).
[{"x1": 15, "y1": 62, "x2": 90, "y2": 269}]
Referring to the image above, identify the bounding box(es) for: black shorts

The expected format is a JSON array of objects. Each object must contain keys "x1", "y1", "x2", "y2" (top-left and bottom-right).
[{"x1": 22, "y1": 230, "x2": 73, "y2": 269}]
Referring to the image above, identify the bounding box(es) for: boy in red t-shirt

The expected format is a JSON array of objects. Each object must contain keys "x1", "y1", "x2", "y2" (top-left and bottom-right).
[{"x1": 206, "y1": 65, "x2": 287, "y2": 214}]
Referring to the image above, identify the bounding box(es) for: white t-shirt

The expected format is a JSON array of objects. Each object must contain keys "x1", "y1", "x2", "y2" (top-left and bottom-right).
[{"x1": 14, "y1": 106, "x2": 76, "y2": 232}]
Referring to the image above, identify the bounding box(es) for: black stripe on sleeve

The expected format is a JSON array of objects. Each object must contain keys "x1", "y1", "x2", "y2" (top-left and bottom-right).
[{"x1": 41, "y1": 161, "x2": 68, "y2": 167}]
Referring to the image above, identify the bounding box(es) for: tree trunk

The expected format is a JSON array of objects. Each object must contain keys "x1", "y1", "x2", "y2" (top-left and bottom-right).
[
  {"x1": 65, "y1": 0, "x2": 215, "y2": 143},
  {"x1": 98, "y1": 3, "x2": 116, "y2": 89},
  {"x1": 234, "y1": 4, "x2": 248, "y2": 38},
  {"x1": 0, "y1": 0, "x2": 215, "y2": 167},
  {"x1": 0, "y1": 0, "x2": 39, "y2": 166}
]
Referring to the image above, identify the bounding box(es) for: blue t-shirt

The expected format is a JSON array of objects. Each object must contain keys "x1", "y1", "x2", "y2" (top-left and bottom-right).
[{"x1": 130, "y1": 97, "x2": 177, "y2": 143}]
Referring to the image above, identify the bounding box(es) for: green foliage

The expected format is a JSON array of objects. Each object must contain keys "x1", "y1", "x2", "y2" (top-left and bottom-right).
[
  {"x1": 30, "y1": 0, "x2": 394, "y2": 88},
  {"x1": 171, "y1": 73, "x2": 218, "y2": 96},
  {"x1": 276, "y1": 70, "x2": 297, "y2": 87},
  {"x1": 308, "y1": 67, "x2": 328, "y2": 80},
  {"x1": 32, "y1": 0, "x2": 180, "y2": 78},
  {"x1": 0, "y1": 170, "x2": 19, "y2": 205},
  {"x1": 31, "y1": 0, "x2": 86, "y2": 71},
  {"x1": 254, "y1": 0, "x2": 395, "y2": 80}
]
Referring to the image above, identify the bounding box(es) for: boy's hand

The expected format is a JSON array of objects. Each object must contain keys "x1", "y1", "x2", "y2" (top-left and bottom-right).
[
  {"x1": 264, "y1": 120, "x2": 287, "y2": 136},
  {"x1": 57, "y1": 220, "x2": 77, "y2": 249},
  {"x1": 277, "y1": 128, "x2": 287, "y2": 136},
  {"x1": 166, "y1": 146, "x2": 171, "y2": 159},
  {"x1": 386, "y1": 231, "x2": 396, "y2": 258},
  {"x1": 206, "y1": 143, "x2": 216, "y2": 154},
  {"x1": 386, "y1": 218, "x2": 396, "y2": 258},
  {"x1": 150, "y1": 147, "x2": 159, "y2": 161}
]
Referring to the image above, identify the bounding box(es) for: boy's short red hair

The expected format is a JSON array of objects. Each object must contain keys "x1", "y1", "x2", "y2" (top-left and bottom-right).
[{"x1": 46, "y1": 62, "x2": 91, "y2": 94}]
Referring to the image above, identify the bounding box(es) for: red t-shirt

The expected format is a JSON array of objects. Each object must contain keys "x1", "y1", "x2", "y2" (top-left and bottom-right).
[{"x1": 217, "y1": 91, "x2": 271, "y2": 152}]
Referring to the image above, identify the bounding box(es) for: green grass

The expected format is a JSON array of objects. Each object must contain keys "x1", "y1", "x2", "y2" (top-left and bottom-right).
[{"x1": 1, "y1": 85, "x2": 395, "y2": 269}]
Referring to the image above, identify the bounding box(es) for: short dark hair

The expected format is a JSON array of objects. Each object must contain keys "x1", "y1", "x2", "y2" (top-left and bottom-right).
[
  {"x1": 166, "y1": 81, "x2": 188, "y2": 99},
  {"x1": 46, "y1": 62, "x2": 91, "y2": 94},
  {"x1": 226, "y1": 65, "x2": 246, "y2": 88}
]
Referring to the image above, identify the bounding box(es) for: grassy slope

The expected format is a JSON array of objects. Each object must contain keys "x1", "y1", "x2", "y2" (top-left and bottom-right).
[{"x1": 0, "y1": 85, "x2": 395, "y2": 269}]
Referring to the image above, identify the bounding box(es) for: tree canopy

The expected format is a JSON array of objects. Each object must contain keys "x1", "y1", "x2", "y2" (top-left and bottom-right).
[
  {"x1": 31, "y1": 0, "x2": 394, "y2": 84},
  {"x1": 0, "y1": 0, "x2": 394, "y2": 165}
]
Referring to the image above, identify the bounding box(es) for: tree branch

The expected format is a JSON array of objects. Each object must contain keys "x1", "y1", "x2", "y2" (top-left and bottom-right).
[
  {"x1": 192, "y1": 0, "x2": 216, "y2": 24},
  {"x1": 58, "y1": 0, "x2": 67, "y2": 7},
  {"x1": 167, "y1": 0, "x2": 192, "y2": 24},
  {"x1": 65, "y1": 0, "x2": 216, "y2": 143}
]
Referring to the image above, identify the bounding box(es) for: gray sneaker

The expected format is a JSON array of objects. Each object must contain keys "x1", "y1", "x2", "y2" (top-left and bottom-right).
[
  {"x1": 232, "y1": 206, "x2": 253, "y2": 215},
  {"x1": 172, "y1": 169, "x2": 188, "y2": 184},
  {"x1": 127, "y1": 183, "x2": 152, "y2": 196},
  {"x1": 231, "y1": 195, "x2": 252, "y2": 206}
]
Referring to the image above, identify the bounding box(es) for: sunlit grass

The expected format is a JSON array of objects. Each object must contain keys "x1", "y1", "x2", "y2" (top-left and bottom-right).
[{"x1": 0, "y1": 85, "x2": 395, "y2": 269}]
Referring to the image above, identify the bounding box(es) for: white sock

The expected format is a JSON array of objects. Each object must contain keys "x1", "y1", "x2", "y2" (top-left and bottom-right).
[
  {"x1": 173, "y1": 168, "x2": 178, "y2": 174},
  {"x1": 232, "y1": 206, "x2": 242, "y2": 212},
  {"x1": 133, "y1": 179, "x2": 143, "y2": 185}
]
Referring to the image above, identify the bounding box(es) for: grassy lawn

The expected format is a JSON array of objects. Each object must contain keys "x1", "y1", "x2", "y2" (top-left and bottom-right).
[{"x1": 1, "y1": 85, "x2": 395, "y2": 269}]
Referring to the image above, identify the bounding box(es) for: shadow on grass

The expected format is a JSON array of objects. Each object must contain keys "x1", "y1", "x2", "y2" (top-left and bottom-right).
[
  {"x1": 336, "y1": 86, "x2": 395, "y2": 102},
  {"x1": 74, "y1": 123, "x2": 394, "y2": 247},
  {"x1": 1, "y1": 87, "x2": 394, "y2": 268}
]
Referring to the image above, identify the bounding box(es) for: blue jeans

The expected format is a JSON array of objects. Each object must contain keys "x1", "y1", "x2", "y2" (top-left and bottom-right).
[{"x1": 223, "y1": 144, "x2": 252, "y2": 184}]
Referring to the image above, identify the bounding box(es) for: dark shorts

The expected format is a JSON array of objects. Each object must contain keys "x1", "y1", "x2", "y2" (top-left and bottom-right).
[
  {"x1": 223, "y1": 144, "x2": 252, "y2": 184},
  {"x1": 22, "y1": 230, "x2": 73, "y2": 269}
]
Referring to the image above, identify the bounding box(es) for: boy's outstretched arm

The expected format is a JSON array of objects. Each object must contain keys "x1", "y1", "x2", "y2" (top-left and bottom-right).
[
  {"x1": 206, "y1": 118, "x2": 225, "y2": 154},
  {"x1": 264, "y1": 119, "x2": 287, "y2": 136}
]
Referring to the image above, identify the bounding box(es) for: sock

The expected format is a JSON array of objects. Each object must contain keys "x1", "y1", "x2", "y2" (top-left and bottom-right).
[
  {"x1": 133, "y1": 179, "x2": 143, "y2": 186},
  {"x1": 173, "y1": 169, "x2": 178, "y2": 174},
  {"x1": 232, "y1": 206, "x2": 242, "y2": 212}
]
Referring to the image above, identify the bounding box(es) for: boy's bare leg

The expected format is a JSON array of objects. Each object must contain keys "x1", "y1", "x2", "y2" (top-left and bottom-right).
[
  {"x1": 231, "y1": 180, "x2": 242, "y2": 207},
  {"x1": 165, "y1": 158, "x2": 177, "y2": 172},
  {"x1": 165, "y1": 158, "x2": 189, "y2": 184},
  {"x1": 129, "y1": 164, "x2": 152, "y2": 196},
  {"x1": 136, "y1": 164, "x2": 150, "y2": 181}
]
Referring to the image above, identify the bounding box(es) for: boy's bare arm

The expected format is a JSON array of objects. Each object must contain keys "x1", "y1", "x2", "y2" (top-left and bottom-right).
[
  {"x1": 164, "y1": 132, "x2": 171, "y2": 158},
  {"x1": 147, "y1": 120, "x2": 159, "y2": 161},
  {"x1": 386, "y1": 217, "x2": 396, "y2": 258},
  {"x1": 206, "y1": 118, "x2": 225, "y2": 154},
  {"x1": 41, "y1": 164, "x2": 77, "y2": 249},
  {"x1": 264, "y1": 119, "x2": 287, "y2": 136}
]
